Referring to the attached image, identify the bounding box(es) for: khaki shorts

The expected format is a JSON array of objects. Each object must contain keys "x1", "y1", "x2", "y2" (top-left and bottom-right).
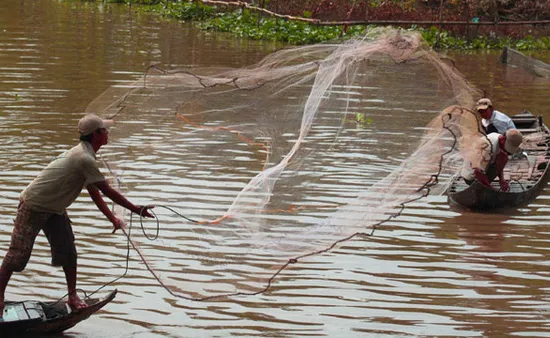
[{"x1": 2, "y1": 201, "x2": 76, "y2": 272}]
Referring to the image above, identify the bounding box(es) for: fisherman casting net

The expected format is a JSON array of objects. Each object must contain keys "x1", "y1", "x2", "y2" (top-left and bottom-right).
[{"x1": 86, "y1": 28, "x2": 488, "y2": 299}]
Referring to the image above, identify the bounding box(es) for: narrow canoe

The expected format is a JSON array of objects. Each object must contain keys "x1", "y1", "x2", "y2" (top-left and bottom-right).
[
  {"x1": 0, "y1": 289, "x2": 117, "y2": 337},
  {"x1": 501, "y1": 46, "x2": 550, "y2": 77},
  {"x1": 447, "y1": 111, "x2": 550, "y2": 210}
]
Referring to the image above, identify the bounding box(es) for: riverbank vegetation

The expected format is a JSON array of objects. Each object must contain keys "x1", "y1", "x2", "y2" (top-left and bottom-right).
[{"x1": 86, "y1": 0, "x2": 550, "y2": 50}]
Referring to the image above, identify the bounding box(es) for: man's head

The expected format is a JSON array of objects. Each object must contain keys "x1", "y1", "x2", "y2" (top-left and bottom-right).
[
  {"x1": 504, "y1": 129, "x2": 523, "y2": 155},
  {"x1": 476, "y1": 98, "x2": 494, "y2": 119},
  {"x1": 78, "y1": 114, "x2": 114, "y2": 136},
  {"x1": 78, "y1": 114, "x2": 114, "y2": 149}
]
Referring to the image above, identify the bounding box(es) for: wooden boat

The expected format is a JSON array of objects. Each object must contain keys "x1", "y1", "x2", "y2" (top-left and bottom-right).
[
  {"x1": 0, "y1": 289, "x2": 116, "y2": 337},
  {"x1": 501, "y1": 46, "x2": 550, "y2": 77},
  {"x1": 448, "y1": 111, "x2": 550, "y2": 210}
]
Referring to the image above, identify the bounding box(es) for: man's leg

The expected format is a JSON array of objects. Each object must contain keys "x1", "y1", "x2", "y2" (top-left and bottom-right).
[
  {"x1": 63, "y1": 265, "x2": 86, "y2": 310},
  {"x1": 0, "y1": 264, "x2": 14, "y2": 317},
  {"x1": 44, "y1": 213, "x2": 85, "y2": 310},
  {"x1": 0, "y1": 202, "x2": 43, "y2": 317}
]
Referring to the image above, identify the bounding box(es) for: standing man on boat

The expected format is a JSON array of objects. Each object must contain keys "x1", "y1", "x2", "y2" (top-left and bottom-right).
[
  {"x1": 476, "y1": 98, "x2": 516, "y2": 134},
  {"x1": 461, "y1": 128, "x2": 523, "y2": 192},
  {"x1": 0, "y1": 114, "x2": 154, "y2": 317}
]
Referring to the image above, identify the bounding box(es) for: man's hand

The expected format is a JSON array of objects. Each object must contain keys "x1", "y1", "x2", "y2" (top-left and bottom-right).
[
  {"x1": 499, "y1": 180, "x2": 510, "y2": 192},
  {"x1": 111, "y1": 216, "x2": 127, "y2": 234},
  {"x1": 136, "y1": 205, "x2": 155, "y2": 218},
  {"x1": 474, "y1": 169, "x2": 492, "y2": 189}
]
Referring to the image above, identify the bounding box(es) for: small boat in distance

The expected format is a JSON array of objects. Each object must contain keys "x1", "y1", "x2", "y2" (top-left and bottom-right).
[
  {"x1": 0, "y1": 289, "x2": 116, "y2": 337},
  {"x1": 501, "y1": 46, "x2": 550, "y2": 77},
  {"x1": 448, "y1": 111, "x2": 550, "y2": 210}
]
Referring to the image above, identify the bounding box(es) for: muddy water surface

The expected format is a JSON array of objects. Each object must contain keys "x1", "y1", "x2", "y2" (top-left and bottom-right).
[{"x1": 1, "y1": 1, "x2": 550, "y2": 337}]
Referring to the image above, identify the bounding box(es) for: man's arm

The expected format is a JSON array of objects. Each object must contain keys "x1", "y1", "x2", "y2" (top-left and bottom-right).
[
  {"x1": 473, "y1": 169, "x2": 492, "y2": 188},
  {"x1": 92, "y1": 180, "x2": 154, "y2": 217},
  {"x1": 506, "y1": 115, "x2": 516, "y2": 130},
  {"x1": 495, "y1": 151, "x2": 510, "y2": 192},
  {"x1": 86, "y1": 184, "x2": 125, "y2": 232}
]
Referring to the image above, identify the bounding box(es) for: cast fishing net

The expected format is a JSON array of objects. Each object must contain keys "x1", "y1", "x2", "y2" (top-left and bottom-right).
[{"x1": 86, "y1": 28, "x2": 485, "y2": 299}]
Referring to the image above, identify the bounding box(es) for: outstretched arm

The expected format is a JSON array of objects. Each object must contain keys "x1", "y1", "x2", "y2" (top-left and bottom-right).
[
  {"x1": 87, "y1": 180, "x2": 154, "y2": 234},
  {"x1": 87, "y1": 183, "x2": 125, "y2": 232},
  {"x1": 92, "y1": 180, "x2": 154, "y2": 217}
]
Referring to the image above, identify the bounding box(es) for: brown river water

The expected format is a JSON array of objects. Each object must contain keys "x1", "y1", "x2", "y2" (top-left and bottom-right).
[{"x1": 1, "y1": 1, "x2": 550, "y2": 337}]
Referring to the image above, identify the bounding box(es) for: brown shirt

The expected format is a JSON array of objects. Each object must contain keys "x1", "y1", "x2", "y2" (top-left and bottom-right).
[{"x1": 21, "y1": 142, "x2": 106, "y2": 214}]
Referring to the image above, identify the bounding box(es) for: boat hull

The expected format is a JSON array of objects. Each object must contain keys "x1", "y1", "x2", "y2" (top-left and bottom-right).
[
  {"x1": 448, "y1": 178, "x2": 548, "y2": 209},
  {"x1": 0, "y1": 289, "x2": 117, "y2": 337}
]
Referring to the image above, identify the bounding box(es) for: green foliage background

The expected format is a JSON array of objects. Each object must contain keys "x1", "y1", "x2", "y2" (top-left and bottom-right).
[{"x1": 82, "y1": 0, "x2": 550, "y2": 49}]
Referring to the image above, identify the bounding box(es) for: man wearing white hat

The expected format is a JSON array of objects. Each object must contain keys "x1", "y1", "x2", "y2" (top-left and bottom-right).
[
  {"x1": 0, "y1": 114, "x2": 154, "y2": 316},
  {"x1": 476, "y1": 98, "x2": 516, "y2": 134},
  {"x1": 461, "y1": 129, "x2": 523, "y2": 192}
]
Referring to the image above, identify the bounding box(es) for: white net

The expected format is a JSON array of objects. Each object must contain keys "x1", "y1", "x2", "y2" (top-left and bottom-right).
[{"x1": 87, "y1": 28, "x2": 483, "y2": 299}]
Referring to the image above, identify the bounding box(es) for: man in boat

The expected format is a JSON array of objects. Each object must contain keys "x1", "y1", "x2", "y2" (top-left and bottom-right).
[
  {"x1": 476, "y1": 98, "x2": 516, "y2": 134},
  {"x1": 0, "y1": 114, "x2": 154, "y2": 317},
  {"x1": 461, "y1": 128, "x2": 523, "y2": 192}
]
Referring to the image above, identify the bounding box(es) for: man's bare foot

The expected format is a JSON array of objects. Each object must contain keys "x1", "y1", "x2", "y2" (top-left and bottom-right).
[{"x1": 67, "y1": 294, "x2": 87, "y2": 311}]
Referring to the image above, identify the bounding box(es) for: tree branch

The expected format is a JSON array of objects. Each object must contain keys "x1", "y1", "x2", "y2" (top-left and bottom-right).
[
  {"x1": 199, "y1": 0, "x2": 550, "y2": 26},
  {"x1": 200, "y1": 0, "x2": 320, "y2": 24}
]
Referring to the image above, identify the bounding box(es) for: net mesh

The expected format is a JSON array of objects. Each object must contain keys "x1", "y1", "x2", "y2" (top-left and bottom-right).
[{"x1": 86, "y1": 28, "x2": 485, "y2": 299}]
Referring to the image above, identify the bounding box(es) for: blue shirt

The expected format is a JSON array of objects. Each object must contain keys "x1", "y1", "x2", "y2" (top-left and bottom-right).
[{"x1": 482, "y1": 110, "x2": 516, "y2": 134}]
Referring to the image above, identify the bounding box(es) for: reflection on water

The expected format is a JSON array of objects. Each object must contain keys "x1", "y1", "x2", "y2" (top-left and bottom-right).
[{"x1": 1, "y1": 1, "x2": 550, "y2": 337}]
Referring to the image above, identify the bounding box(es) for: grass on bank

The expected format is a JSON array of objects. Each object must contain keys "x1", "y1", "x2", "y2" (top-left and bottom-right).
[{"x1": 98, "y1": 0, "x2": 550, "y2": 50}]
